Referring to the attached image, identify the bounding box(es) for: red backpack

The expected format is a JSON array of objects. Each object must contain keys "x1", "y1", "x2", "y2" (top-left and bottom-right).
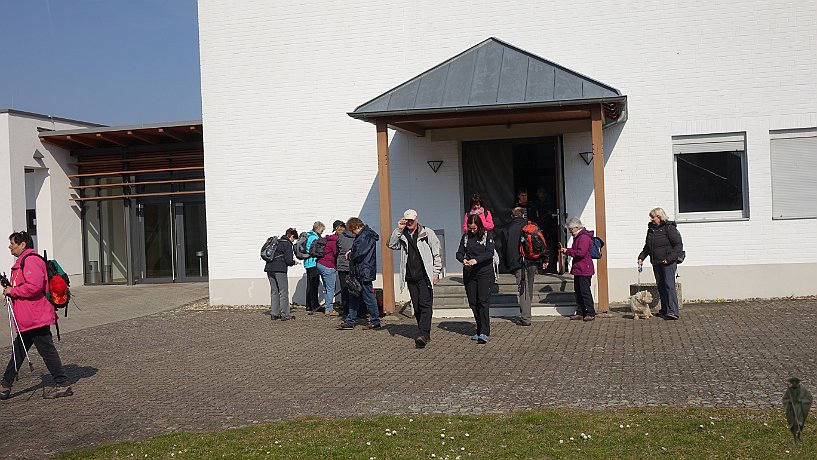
[{"x1": 519, "y1": 222, "x2": 548, "y2": 261}]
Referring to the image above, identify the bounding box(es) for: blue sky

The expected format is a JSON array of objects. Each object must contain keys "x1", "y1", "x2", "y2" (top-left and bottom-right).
[{"x1": 0, "y1": 0, "x2": 201, "y2": 126}]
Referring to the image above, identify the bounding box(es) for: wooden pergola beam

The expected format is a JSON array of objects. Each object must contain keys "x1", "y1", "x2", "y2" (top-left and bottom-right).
[
  {"x1": 127, "y1": 130, "x2": 159, "y2": 144},
  {"x1": 591, "y1": 104, "x2": 609, "y2": 313},
  {"x1": 376, "y1": 121, "x2": 396, "y2": 314},
  {"x1": 95, "y1": 133, "x2": 127, "y2": 147},
  {"x1": 158, "y1": 128, "x2": 186, "y2": 142},
  {"x1": 66, "y1": 135, "x2": 101, "y2": 148}
]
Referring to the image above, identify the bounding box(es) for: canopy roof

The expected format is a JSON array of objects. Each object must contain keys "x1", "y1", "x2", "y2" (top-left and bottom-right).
[
  {"x1": 349, "y1": 37, "x2": 626, "y2": 134},
  {"x1": 39, "y1": 120, "x2": 203, "y2": 150}
]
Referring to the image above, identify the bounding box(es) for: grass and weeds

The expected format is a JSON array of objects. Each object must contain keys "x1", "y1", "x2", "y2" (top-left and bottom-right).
[{"x1": 61, "y1": 407, "x2": 814, "y2": 459}]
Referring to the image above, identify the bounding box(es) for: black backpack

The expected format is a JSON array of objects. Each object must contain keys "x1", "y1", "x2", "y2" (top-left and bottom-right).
[
  {"x1": 294, "y1": 233, "x2": 310, "y2": 260},
  {"x1": 308, "y1": 236, "x2": 328, "y2": 258},
  {"x1": 260, "y1": 236, "x2": 280, "y2": 262}
]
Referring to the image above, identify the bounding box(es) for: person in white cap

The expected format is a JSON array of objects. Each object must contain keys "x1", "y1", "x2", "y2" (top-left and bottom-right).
[{"x1": 387, "y1": 209, "x2": 442, "y2": 348}]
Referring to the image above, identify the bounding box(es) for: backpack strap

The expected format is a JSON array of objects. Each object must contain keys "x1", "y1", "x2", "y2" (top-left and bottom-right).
[{"x1": 17, "y1": 253, "x2": 49, "y2": 295}]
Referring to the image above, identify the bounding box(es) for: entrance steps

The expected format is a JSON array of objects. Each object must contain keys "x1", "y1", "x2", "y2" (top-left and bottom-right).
[{"x1": 429, "y1": 273, "x2": 576, "y2": 318}]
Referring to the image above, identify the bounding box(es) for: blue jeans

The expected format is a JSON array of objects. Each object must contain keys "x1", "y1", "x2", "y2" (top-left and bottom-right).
[
  {"x1": 316, "y1": 263, "x2": 336, "y2": 312},
  {"x1": 345, "y1": 279, "x2": 380, "y2": 327},
  {"x1": 653, "y1": 262, "x2": 680, "y2": 317}
]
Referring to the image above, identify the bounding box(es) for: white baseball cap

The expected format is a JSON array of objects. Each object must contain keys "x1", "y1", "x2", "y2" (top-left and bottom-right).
[{"x1": 403, "y1": 209, "x2": 418, "y2": 220}]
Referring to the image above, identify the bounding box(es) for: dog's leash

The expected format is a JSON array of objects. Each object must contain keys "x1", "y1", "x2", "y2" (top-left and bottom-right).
[{"x1": 637, "y1": 264, "x2": 642, "y2": 291}]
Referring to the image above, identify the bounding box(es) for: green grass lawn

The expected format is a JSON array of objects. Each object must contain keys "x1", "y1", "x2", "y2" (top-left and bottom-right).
[{"x1": 61, "y1": 407, "x2": 814, "y2": 459}]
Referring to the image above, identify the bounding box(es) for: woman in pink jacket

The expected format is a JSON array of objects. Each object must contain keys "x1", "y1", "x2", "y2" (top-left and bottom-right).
[
  {"x1": 0, "y1": 231, "x2": 72, "y2": 400},
  {"x1": 559, "y1": 218, "x2": 596, "y2": 322},
  {"x1": 462, "y1": 193, "x2": 495, "y2": 233}
]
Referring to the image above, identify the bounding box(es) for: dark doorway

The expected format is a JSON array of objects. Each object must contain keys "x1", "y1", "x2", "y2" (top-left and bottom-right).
[{"x1": 462, "y1": 137, "x2": 562, "y2": 273}]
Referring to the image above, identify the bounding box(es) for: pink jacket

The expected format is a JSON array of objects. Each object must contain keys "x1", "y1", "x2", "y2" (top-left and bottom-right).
[
  {"x1": 316, "y1": 233, "x2": 339, "y2": 269},
  {"x1": 8, "y1": 249, "x2": 56, "y2": 332},
  {"x1": 463, "y1": 208, "x2": 495, "y2": 232}
]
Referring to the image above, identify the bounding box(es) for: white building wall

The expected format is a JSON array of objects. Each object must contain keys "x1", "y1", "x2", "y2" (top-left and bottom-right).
[
  {"x1": 199, "y1": 0, "x2": 817, "y2": 304},
  {"x1": 0, "y1": 111, "x2": 94, "y2": 283}
]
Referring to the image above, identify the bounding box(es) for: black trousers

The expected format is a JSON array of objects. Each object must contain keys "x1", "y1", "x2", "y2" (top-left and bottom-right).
[
  {"x1": 3, "y1": 325, "x2": 67, "y2": 386},
  {"x1": 464, "y1": 272, "x2": 493, "y2": 336},
  {"x1": 407, "y1": 277, "x2": 433, "y2": 338},
  {"x1": 574, "y1": 275, "x2": 596, "y2": 317},
  {"x1": 305, "y1": 266, "x2": 320, "y2": 310},
  {"x1": 337, "y1": 270, "x2": 350, "y2": 316}
]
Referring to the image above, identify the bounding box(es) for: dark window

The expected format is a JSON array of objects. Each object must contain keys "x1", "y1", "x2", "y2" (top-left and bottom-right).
[
  {"x1": 676, "y1": 151, "x2": 745, "y2": 214},
  {"x1": 26, "y1": 209, "x2": 37, "y2": 236}
]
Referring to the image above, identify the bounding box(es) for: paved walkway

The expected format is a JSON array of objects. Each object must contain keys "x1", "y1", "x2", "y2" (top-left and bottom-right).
[{"x1": 1, "y1": 294, "x2": 816, "y2": 459}]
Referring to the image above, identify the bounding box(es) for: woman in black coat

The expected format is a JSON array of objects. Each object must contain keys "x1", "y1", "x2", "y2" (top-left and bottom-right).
[
  {"x1": 637, "y1": 207, "x2": 684, "y2": 320},
  {"x1": 264, "y1": 228, "x2": 298, "y2": 320},
  {"x1": 457, "y1": 214, "x2": 496, "y2": 344}
]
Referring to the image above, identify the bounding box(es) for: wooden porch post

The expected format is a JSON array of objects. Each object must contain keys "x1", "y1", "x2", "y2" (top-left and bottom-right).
[
  {"x1": 376, "y1": 121, "x2": 396, "y2": 314},
  {"x1": 591, "y1": 105, "x2": 609, "y2": 313}
]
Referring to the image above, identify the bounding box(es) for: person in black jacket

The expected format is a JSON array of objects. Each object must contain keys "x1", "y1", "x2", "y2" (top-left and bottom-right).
[
  {"x1": 457, "y1": 214, "x2": 496, "y2": 344},
  {"x1": 264, "y1": 228, "x2": 298, "y2": 321},
  {"x1": 505, "y1": 207, "x2": 548, "y2": 326},
  {"x1": 637, "y1": 207, "x2": 684, "y2": 320},
  {"x1": 337, "y1": 217, "x2": 382, "y2": 330}
]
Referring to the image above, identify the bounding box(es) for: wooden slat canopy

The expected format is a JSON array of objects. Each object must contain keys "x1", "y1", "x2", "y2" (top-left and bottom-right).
[{"x1": 39, "y1": 122, "x2": 205, "y2": 202}]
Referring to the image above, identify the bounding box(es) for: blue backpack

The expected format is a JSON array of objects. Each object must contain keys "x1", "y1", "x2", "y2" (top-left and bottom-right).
[{"x1": 588, "y1": 234, "x2": 604, "y2": 259}]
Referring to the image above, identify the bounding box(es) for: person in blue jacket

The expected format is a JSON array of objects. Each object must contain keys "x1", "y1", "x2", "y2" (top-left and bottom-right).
[{"x1": 337, "y1": 217, "x2": 382, "y2": 330}]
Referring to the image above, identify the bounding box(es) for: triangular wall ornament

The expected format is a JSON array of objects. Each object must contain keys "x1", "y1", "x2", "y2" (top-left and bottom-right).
[{"x1": 427, "y1": 160, "x2": 443, "y2": 173}]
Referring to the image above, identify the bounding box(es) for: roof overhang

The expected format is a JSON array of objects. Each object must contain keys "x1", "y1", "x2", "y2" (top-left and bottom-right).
[
  {"x1": 350, "y1": 97, "x2": 626, "y2": 136},
  {"x1": 39, "y1": 120, "x2": 203, "y2": 150}
]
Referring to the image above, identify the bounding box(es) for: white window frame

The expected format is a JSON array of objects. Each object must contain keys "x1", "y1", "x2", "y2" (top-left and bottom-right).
[
  {"x1": 672, "y1": 132, "x2": 749, "y2": 222},
  {"x1": 769, "y1": 128, "x2": 817, "y2": 220}
]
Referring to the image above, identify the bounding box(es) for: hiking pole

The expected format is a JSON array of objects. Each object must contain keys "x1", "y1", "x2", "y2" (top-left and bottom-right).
[{"x1": 1, "y1": 273, "x2": 34, "y2": 376}]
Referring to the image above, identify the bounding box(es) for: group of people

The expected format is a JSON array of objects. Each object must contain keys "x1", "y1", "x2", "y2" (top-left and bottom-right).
[{"x1": 263, "y1": 194, "x2": 685, "y2": 349}]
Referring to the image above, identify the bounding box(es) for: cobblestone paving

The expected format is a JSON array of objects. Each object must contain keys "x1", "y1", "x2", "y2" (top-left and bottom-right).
[{"x1": 1, "y1": 299, "x2": 816, "y2": 458}]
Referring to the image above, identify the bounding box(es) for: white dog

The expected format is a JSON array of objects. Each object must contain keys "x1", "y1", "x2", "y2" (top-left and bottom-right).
[{"x1": 629, "y1": 291, "x2": 654, "y2": 320}]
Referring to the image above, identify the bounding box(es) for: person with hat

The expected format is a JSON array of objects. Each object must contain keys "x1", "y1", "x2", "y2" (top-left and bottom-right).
[{"x1": 387, "y1": 209, "x2": 442, "y2": 348}]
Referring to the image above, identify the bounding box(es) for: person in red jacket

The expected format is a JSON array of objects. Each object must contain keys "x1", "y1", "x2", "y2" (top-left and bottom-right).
[{"x1": 0, "y1": 231, "x2": 72, "y2": 400}]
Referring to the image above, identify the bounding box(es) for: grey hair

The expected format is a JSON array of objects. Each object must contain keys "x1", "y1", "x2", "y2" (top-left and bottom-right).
[
  {"x1": 649, "y1": 207, "x2": 669, "y2": 222},
  {"x1": 565, "y1": 217, "x2": 584, "y2": 229},
  {"x1": 312, "y1": 221, "x2": 325, "y2": 233}
]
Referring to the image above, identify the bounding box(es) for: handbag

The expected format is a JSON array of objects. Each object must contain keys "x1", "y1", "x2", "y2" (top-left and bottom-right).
[{"x1": 346, "y1": 260, "x2": 363, "y2": 297}]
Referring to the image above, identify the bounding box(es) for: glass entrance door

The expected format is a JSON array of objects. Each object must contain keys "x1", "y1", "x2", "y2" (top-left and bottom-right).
[{"x1": 138, "y1": 199, "x2": 208, "y2": 282}]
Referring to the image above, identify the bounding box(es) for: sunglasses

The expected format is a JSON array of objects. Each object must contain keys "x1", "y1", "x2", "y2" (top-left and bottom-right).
[{"x1": 404, "y1": 219, "x2": 415, "y2": 223}]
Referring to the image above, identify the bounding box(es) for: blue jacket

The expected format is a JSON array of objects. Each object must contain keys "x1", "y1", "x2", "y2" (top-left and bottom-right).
[
  {"x1": 350, "y1": 225, "x2": 379, "y2": 282},
  {"x1": 304, "y1": 230, "x2": 319, "y2": 269}
]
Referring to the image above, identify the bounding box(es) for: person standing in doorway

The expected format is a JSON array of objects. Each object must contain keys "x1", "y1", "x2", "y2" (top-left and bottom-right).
[
  {"x1": 462, "y1": 193, "x2": 495, "y2": 233},
  {"x1": 304, "y1": 221, "x2": 324, "y2": 314},
  {"x1": 559, "y1": 217, "x2": 596, "y2": 322},
  {"x1": 514, "y1": 188, "x2": 533, "y2": 221},
  {"x1": 264, "y1": 228, "x2": 298, "y2": 321},
  {"x1": 457, "y1": 215, "x2": 496, "y2": 344},
  {"x1": 336, "y1": 218, "x2": 382, "y2": 331},
  {"x1": 638, "y1": 207, "x2": 684, "y2": 320},
  {"x1": 388, "y1": 209, "x2": 442, "y2": 349},
  {"x1": 1, "y1": 231, "x2": 73, "y2": 400},
  {"x1": 333, "y1": 220, "x2": 354, "y2": 319}
]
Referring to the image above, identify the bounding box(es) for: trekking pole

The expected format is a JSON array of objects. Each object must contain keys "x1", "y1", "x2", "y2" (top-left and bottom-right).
[
  {"x1": 1, "y1": 273, "x2": 34, "y2": 375},
  {"x1": 5, "y1": 295, "x2": 34, "y2": 375}
]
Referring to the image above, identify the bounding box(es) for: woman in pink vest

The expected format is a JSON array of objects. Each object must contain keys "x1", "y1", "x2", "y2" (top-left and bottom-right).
[
  {"x1": 462, "y1": 193, "x2": 495, "y2": 233},
  {"x1": 0, "y1": 231, "x2": 72, "y2": 400}
]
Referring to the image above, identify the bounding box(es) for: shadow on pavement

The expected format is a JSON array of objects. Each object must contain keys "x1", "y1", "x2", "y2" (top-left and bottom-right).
[{"x1": 437, "y1": 321, "x2": 475, "y2": 337}]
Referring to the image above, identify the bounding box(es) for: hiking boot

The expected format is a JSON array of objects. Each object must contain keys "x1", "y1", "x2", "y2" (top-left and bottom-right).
[
  {"x1": 43, "y1": 384, "x2": 73, "y2": 399},
  {"x1": 477, "y1": 334, "x2": 489, "y2": 344},
  {"x1": 583, "y1": 315, "x2": 596, "y2": 322},
  {"x1": 469, "y1": 334, "x2": 480, "y2": 340},
  {"x1": 336, "y1": 323, "x2": 354, "y2": 330},
  {"x1": 665, "y1": 314, "x2": 679, "y2": 320},
  {"x1": 514, "y1": 318, "x2": 531, "y2": 326},
  {"x1": 280, "y1": 315, "x2": 296, "y2": 321},
  {"x1": 270, "y1": 314, "x2": 281, "y2": 321},
  {"x1": 0, "y1": 380, "x2": 11, "y2": 400},
  {"x1": 363, "y1": 324, "x2": 384, "y2": 331},
  {"x1": 414, "y1": 336, "x2": 428, "y2": 349}
]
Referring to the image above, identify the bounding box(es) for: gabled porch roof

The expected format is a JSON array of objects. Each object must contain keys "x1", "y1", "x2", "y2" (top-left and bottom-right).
[{"x1": 349, "y1": 37, "x2": 626, "y2": 135}]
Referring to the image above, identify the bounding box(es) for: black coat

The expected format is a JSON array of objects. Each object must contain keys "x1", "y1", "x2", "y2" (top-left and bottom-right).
[
  {"x1": 264, "y1": 238, "x2": 295, "y2": 273},
  {"x1": 456, "y1": 232, "x2": 496, "y2": 280},
  {"x1": 350, "y1": 225, "x2": 379, "y2": 282},
  {"x1": 638, "y1": 221, "x2": 683, "y2": 265},
  {"x1": 504, "y1": 217, "x2": 527, "y2": 272}
]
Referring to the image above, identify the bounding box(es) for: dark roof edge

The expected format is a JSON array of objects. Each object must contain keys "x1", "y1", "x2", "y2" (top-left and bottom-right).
[
  {"x1": 351, "y1": 37, "x2": 623, "y2": 114},
  {"x1": 0, "y1": 108, "x2": 105, "y2": 127},
  {"x1": 38, "y1": 119, "x2": 203, "y2": 138},
  {"x1": 348, "y1": 96, "x2": 627, "y2": 121}
]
